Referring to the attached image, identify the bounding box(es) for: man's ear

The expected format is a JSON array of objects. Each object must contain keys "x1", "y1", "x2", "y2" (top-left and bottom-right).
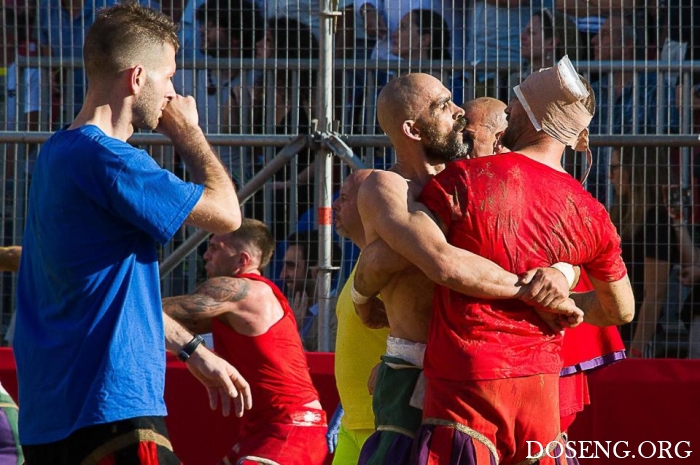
[
  {"x1": 402, "y1": 120, "x2": 421, "y2": 141},
  {"x1": 129, "y1": 65, "x2": 146, "y2": 95},
  {"x1": 238, "y1": 251, "x2": 252, "y2": 269}
]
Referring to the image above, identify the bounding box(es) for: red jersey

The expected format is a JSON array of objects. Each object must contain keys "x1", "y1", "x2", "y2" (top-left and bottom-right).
[
  {"x1": 212, "y1": 273, "x2": 320, "y2": 437},
  {"x1": 561, "y1": 269, "x2": 626, "y2": 374},
  {"x1": 418, "y1": 153, "x2": 627, "y2": 381}
]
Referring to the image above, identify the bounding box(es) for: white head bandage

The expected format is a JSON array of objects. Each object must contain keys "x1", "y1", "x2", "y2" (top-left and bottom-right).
[{"x1": 513, "y1": 56, "x2": 595, "y2": 183}]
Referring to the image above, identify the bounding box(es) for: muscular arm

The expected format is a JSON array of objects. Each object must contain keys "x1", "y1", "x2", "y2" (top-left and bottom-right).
[
  {"x1": 354, "y1": 297, "x2": 389, "y2": 329},
  {"x1": 628, "y1": 257, "x2": 669, "y2": 357},
  {"x1": 355, "y1": 240, "x2": 411, "y2": 297},
  {"x1": 570, "y1": 274, "x2": 635, "y2": 327},
  {"x1": 158, "y1": 95, "x2": 241, "y2": 234},
  {"x1": 356, "y1": 171, "x2": 567, "y2": 302},
  {"x1": 163, "y1": 277, "x2": 251, "y2": 334}
]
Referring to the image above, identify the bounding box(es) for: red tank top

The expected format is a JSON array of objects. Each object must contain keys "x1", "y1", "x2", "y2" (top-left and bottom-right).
[{"x1": 212, "y1": 273, "x2": 320, "y2": 436}]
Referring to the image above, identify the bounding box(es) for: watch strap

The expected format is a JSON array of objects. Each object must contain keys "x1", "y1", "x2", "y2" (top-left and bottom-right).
[{"x1": 177, "y1": 334, "x2": 205, "y2": 362}]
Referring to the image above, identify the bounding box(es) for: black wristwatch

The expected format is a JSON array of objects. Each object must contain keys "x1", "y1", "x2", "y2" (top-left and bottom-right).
[{"x1": 177, "y1": 334, "x2": 205, "y2": 362}]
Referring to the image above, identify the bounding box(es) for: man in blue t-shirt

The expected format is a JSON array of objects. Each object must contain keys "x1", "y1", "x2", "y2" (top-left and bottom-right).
[{"x1": 14, "y1": 3, "x2": 251, "y2": 464}]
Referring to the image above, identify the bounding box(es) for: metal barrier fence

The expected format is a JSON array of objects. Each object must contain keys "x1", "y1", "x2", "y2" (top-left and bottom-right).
[{"x1": 1, "y1": 1, "x2": 699, "y2": 356}]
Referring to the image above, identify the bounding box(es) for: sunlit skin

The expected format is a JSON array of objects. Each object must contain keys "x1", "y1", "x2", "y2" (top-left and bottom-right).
[
  {"x1": 499, "y1": 97, "x2": 532, "y2": 151},
  {"x1": 203, "y1": 235, "x2": 243, "y2": 279},
  {"x1": 462, "y1": 97, "x2": 507, "y2": 157},
  {"x1": 133, "y1": 44, "x2": 177, "y2": 131},
  {"x1": 333, "y1": 179, "x2": 363, "y2": 241}
]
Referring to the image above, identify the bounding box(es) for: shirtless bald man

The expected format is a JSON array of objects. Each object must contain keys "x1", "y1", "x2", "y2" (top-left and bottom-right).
[{"x1": 353, "y1": 73, "x2": 580, "y2": 465}]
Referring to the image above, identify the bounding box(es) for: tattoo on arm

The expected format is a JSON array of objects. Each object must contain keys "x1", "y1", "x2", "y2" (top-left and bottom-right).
[{"x1": 163, "y1": 277, "x2": 251, "y2": 326}]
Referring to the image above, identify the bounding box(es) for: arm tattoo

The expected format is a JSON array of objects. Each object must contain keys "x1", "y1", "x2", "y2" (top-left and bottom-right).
[{"x1": 164, "y1": 277, "x2": 251, "y2": 324}]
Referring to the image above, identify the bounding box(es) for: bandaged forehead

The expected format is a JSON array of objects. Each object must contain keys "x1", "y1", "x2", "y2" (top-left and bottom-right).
[{"x1": 513, "y1": 56, "x2": 593, "y2": 148}]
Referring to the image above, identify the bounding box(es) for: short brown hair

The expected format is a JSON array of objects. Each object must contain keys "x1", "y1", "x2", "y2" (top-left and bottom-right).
[
  {"x1": 83, "y1": 1, "x2": 179, "y2": 79},
  {"x1": 229, "y1": 219, "x2": 275, "y2": 271}
]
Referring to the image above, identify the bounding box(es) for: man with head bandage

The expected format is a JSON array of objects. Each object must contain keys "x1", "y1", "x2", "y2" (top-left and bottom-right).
[
  {"x1": 413, "y1": 57, "x2": 635, "y2": 464},
  {"x1": 510, "y1": 55, "x2": 594, "y2": 183}
]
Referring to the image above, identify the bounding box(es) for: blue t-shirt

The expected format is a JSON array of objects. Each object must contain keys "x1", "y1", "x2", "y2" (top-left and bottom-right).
[{"x1": 14, "y1": 125, "x2": 203, "y2": 444}]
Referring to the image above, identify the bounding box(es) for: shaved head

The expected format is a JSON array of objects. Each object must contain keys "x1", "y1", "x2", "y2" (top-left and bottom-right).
[
  {"x1": 376, "y1": 73, "x2": 469, "y2": 163},
  {"x1": 463, "y1": 98, "x2": 507, "y2": 133},
  {"x1": 333, "y1": 169, "x2": 376, "y2": 245},
  {"x1": 377, "y1": 73, "x2": 447, "y2": 137},
  {"x1": 462, "y1": 97, "x2": 508, "y2": 157}
]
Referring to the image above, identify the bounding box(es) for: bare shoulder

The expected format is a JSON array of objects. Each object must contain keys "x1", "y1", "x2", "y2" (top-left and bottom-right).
[
  {"x1": 358, "y1": 170, "x2": 411, "y2": 213},
  {"x1": 195, "y1": 276, "x2": 260, "y2": 303},
  {"x1": 361, "y1": 170, "x2": 408, "y2": 195}
]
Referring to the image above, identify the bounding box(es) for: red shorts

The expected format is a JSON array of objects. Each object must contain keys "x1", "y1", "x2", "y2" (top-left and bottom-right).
[
  {"x1": 559, "y1": 372, "x2": 590, "y2": 432},
  {"x1": 221, "y1": 408, "x2": 328, "y2": 465},
  {"x1": 419, "y1": 375, "x2": 561, "y2": 465}
]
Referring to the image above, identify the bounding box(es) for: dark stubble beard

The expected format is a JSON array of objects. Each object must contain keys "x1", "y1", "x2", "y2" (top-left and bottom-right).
[
  {"x1": 421, "y1": 118, "x2": 472, "y2": 164},
  {"x1": 499, "y1": 125, "x2": 517, "y2": 152},
  {"x1": 499, "y1": 112, "x2": 528, "y2": 151}
]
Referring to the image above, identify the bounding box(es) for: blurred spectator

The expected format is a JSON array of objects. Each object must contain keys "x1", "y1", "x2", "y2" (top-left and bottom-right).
[
  {"x1": 553, "y1": 0, "x2": 636, "y2": 61},
  {"x1": 587, "y1": 13, "x2": 679, "y2": 203},
  {"x1": 197, "y1": 0, "x2": 264, "y2": 133},
  {"x1": 355, "y1": 1, "x2": 464, "y2": 112},
  {"x1": 2, "y1": 5, "x2": 48, "y2": 259},
  {"x1": 2, "y1": 4, "x2": 50, "y2": 133},
  {"x1": 390, "y1": 8, "x2": 450, "y2": 77},
  {"x1": 608, "y1": 146, "x2": 681, "y2": 357},
  {"x1": 520, "y1": 8, "x2": 581, "y2": 73},
  {"x1": 662, "y1": 0, "x2": 699, "y2": 67},
  {"x1": 356, "y1": 0, "x2": 463, "y2": 63},
  {"x1": 280, "y1": 230, "x2": 341, "y2": 351},
  {"x1": 164, "y1": 0, "x2": 207, "y2": 97},
  {"x1": 259, "y1": 0, "x2": 321, "y2": 40},
  {"x1": 243, "y1": 17, "x2": 319, "y2": 239},
  {"x1": 466, "y1": 0, "x2": 531, "y2": 100},
  {"x1": 335, "y1": 1, "x2": 376, "y2": 134},
  {"x1": 196, "y1": 0, "x2": 265, "y2": 185}
]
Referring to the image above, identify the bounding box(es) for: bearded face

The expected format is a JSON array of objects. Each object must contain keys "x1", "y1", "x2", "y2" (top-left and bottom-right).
[
  {"x1": 500, "y1": 99, "x2": 532, "y2": 150},
  {"x1": 418, "y1": 114, "x2": 471, "y2": 164}
]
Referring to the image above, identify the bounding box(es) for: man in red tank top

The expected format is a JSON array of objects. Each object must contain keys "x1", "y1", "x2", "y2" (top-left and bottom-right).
[{"x1": 163, "y1": 218, "x2": 328, "y2": 465}]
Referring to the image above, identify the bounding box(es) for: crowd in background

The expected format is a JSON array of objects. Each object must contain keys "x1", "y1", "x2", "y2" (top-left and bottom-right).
[{"x1": 0, "y1": 0, "x2": 699, "y2": 357}]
